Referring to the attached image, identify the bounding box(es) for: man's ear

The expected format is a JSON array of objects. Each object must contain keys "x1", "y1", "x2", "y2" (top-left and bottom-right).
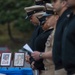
[{"x1": 62, "y1": 1, "x2": 67, "y2": 7}]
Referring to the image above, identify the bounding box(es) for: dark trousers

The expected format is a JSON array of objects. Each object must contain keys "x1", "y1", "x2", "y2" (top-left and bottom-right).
[{"x1": 67, "y1": 73, "x2": 75, "y2": 75}]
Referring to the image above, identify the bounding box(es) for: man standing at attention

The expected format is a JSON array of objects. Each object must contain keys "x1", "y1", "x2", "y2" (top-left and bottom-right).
[
  {"x1": 52, "y1": 0, "x2": 71, "y2": 75},
  {"x1": 61, "y1": 0, "x2": 75, "y2": 75}
]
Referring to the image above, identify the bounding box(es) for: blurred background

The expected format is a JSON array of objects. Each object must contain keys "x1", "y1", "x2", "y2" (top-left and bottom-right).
[{"x1": 0, "y1": 0, "x2": 34, "y2": 52}]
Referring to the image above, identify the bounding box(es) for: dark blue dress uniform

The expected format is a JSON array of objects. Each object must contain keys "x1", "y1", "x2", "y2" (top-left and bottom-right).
[
  {"x1": 28, "y1": 26, "x2": 43, "y2": 65},
  {"x1": 52, "y1": 8, "x2": 71, "y2": 70},
  {"x1": 29, "y1": 26, "x2": 43, "y2": 51},
  {"x1": 34, "y1": 28, "x2": 53, "y2": 70},
  {"x1": 62, "y1": 13, "x2": 75, "y2": 75}
]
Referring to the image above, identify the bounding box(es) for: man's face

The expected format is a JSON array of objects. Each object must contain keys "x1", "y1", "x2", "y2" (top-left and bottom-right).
[
  {"x1": 52, "y1": 0, "x2": 63, "y2": 13},
  {"x1": 30, "y1": 15, "x2": 39, "y2": 26},
  {"x1": 67, "y1": 0, "x2": 75, "y2": 8}
]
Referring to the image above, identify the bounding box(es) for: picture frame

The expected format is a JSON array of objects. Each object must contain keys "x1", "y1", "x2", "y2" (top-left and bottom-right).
[
  {"x1": 0, "y1": 53, "x2": 12, "y2": 67},
  {"x1": 13, "y1": 52, "x2": 25, "y2": 67}
]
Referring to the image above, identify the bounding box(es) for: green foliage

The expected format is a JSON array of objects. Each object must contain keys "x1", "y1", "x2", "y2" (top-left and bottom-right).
[
  {"x1": 0, "y1": 0, "x2": 34, "y2": 32},
  {"x1": 14, "y1": 19, "x2": 34, "y2": 32}
]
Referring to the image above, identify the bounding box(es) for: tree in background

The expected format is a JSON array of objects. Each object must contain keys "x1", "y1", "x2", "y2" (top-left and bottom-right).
[{"x1": 0, "y1": 0, "x2": 34, "y2": 42}]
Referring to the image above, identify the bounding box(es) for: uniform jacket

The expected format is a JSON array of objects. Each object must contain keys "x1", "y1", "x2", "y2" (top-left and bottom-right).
[
  {"x1": 52, "y1": 8, "x2": 71, "y2": 70},
  {"x1": 29, "y1": 25, "x2": 43, "y2": 51},
  {"x1": 34, "y1": 28, "x2": 54, "y2": 70},
  {"x1": 62, "y1": 13, "x2": 75, "y2": 74}
]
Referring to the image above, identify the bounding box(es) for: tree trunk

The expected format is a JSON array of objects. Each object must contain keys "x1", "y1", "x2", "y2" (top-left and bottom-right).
[
  {"x1": 7, "y1": 22, "x2": 23, "y2": 43},
  {"x1": 7, "y1": 21, "x2": 15, "y2": 42}
]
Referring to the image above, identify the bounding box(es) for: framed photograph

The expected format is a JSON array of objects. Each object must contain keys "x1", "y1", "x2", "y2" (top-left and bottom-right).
[
  {"x1": 0, "y1": 53, "x2": 12, "y2": 67},
  {"x1": 13, "y1": 52, "x2": 25, "y2": 67}
]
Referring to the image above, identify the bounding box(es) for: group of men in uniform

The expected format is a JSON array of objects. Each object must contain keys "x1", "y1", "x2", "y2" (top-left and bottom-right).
[{"x1": 24, "y1": 0, "x2": 75, "y2": 75}]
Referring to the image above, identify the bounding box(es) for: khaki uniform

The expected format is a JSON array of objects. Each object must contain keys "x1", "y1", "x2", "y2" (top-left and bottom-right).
[
  {"x1": 40, "y1": 30, "x2": 55, "y2": 75},
  {"x1": 55, "y1": 68, "x2": 67, "y2": 75}
]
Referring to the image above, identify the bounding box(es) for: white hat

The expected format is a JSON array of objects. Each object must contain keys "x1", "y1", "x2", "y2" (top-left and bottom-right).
[
  {"x1": 46, "y1": 3, "x2": 53, "y2": 10},
  {"x1": 24, "y1": 5, "x2": 45, "y2": 19},
  {"x1": 34, "y1": 12, "x2": 52, "y2": 26},
  {"x1": 45, "y1": 3, "x2": 54, "y2": 14},
  {"x1": 34, "y1": 12, "x2": 46, "y2": 18},
  {"x1": 34, "y1": 12, "x2": 46, "y2": 26},
  {"x1": 24, "y1": 5, "x2": 45, "y2": 12}
]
